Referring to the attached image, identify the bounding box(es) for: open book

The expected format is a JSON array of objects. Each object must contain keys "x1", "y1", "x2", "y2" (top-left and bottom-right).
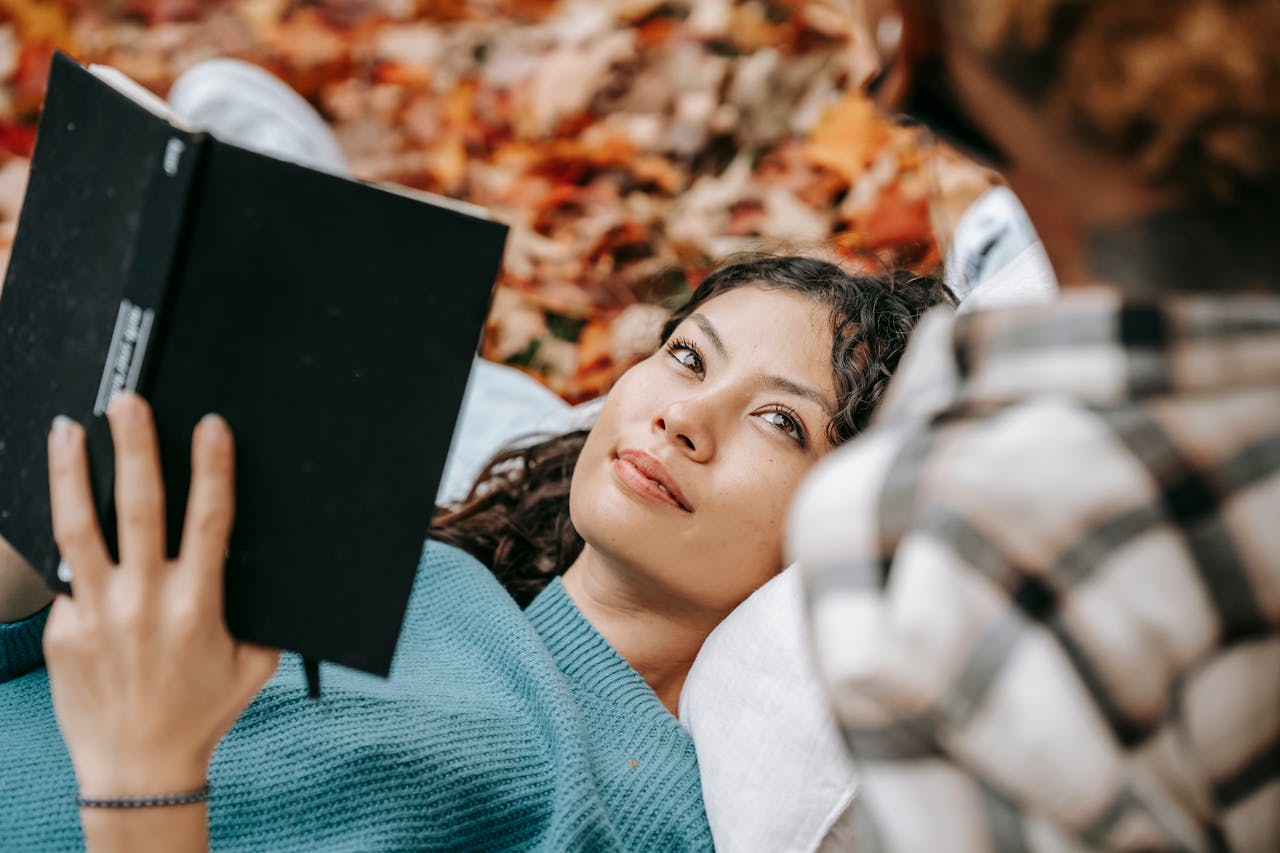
[{"x1": 0, "y1": 52, "x2": 508, "y2": 676}]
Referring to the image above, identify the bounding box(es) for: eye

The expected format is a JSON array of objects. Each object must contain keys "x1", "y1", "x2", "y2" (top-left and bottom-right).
[
  {"x1": 665, "y1": 337, "x2": 705, "y2": 379},
  {"x1": 758, "y1": 405, "x2": 807, "y2": 446}
]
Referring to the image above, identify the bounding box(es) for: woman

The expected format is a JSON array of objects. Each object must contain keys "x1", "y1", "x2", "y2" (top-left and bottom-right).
[{"x1": 0, "y1": 256, "x2": 951, "y2": 850}]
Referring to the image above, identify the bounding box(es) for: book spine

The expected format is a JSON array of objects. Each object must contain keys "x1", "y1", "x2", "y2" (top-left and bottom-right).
[
  {"x1": 82, "y1": 129, "x2": 207, "y2": 567},
  {"x1": 91, "y1": 131, "x2": 208, "y2": 416}
]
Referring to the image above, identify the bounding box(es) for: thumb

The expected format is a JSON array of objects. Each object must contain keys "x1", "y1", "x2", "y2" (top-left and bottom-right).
[{"x1": 229, "y1": 644, "x2": 281, "y2": 716}]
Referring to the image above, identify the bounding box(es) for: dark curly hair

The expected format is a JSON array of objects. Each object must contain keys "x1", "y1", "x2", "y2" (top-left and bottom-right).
[{"x1": 431, "y1": 256, "x2": 953, "y2": 604}]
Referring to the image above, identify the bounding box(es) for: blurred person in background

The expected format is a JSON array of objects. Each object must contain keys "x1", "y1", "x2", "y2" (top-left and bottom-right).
[{"x1": 791, "y1": 0, "x2": 1280, "y2": 850}]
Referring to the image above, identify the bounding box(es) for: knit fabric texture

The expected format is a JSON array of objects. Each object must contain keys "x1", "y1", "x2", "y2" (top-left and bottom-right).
[
  {"x1": 0, "y1": 542, "x2": 713, "y2": 851},
  {"x1": 0, "y1": 601, "x2": 47, "y2": 681}
]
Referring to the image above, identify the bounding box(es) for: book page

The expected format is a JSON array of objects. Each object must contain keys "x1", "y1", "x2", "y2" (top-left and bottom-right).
[
  {"x1": 87, "y1": 64, "x2": 193, "y2": 131},
  {"x1": 91, "y1": 62, "x2": 494, "y2": 224},
  {"x1": 373, "y1": 181, "x2": 496, "y2": 222}
]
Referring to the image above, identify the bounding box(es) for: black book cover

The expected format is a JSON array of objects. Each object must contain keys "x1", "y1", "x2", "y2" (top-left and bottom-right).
[{"x1": 0, "y1": 53, "x2": 508, "y2": 676}]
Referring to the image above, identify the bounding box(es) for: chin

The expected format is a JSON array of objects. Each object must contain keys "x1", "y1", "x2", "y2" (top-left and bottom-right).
[{"x1": 570, "y1": 475, "x2": 664, "y2": 571}]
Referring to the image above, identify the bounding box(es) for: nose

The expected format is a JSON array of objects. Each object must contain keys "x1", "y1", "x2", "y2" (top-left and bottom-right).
[{"x1": 654, "y1": 397, "x2": 715, "y2": 462}]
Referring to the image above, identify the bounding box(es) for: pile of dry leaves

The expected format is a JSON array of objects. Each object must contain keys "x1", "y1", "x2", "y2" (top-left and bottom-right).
[{"x1": 0, "y1": 0, "x2": 990, "y2": 401}]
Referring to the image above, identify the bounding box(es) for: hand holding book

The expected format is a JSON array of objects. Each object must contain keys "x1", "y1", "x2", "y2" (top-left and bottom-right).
[
  {"x1": 0, "y1": 54, "x2": 507, "y2": 676},
  {"x1": 45, "y1": 393, "x2": 277, "y2": 850}
]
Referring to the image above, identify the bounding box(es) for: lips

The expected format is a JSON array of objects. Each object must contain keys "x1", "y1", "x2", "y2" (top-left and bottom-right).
[{"x1": 614, "y1": 449, "x2": 693, "y2": 512}]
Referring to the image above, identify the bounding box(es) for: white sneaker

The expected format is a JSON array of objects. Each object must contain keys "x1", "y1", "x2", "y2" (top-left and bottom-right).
[{"x1": 166, "y1": 58, "x2": 350, "y2": 177}]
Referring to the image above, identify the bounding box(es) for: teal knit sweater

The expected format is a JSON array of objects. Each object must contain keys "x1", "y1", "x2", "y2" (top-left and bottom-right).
[{"x1": 0, "y1": 542, "x2": 713, "y2": 851}]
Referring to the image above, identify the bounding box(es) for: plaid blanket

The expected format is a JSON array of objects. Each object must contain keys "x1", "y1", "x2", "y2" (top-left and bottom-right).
[{"x1": 792, "y1": 290, "x2": 1280, "y2": 851}]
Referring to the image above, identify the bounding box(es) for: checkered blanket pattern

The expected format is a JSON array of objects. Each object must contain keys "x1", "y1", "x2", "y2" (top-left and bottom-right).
[{"x1": 794, "y1": 291, "x2": 1280, "y2": 851}]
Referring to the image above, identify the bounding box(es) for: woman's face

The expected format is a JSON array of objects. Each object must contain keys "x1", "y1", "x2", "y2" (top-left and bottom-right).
[{"x1": 569, "y1": 285, "x2": 838, "y2": 616}]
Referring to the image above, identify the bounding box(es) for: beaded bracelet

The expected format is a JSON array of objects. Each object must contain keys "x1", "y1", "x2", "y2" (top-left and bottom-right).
[{"x1": 76, "y1": 785, "x2": 211, "y2": 809}]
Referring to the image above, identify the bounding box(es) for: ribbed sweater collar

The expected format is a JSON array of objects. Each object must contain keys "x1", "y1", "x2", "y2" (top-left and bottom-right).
[
  {"x1": 525, "y1": 578, "x2": 669, "y2": 719},
  {"x1": 0, "y1": 604, "x2": 48, "y2": 682}
]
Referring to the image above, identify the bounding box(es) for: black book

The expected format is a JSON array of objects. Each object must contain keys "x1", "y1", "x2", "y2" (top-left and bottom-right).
[{"x1": 0, "y1": 52, "x2": 507, "y2": 676}]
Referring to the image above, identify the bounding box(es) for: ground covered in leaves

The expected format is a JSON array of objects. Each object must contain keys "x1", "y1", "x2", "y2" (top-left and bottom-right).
[{"x1": 0, "y1": 0, "x2": 989, "y2": 401}]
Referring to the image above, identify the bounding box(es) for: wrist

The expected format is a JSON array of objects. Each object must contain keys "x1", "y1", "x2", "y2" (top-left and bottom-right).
[
  {"x1": 79, "y1": 801, "x2": 210, "y2": 853},
  {"x1": 75, "y1": 755, "x2": 211, "y2": 801},
  {"x1": 78, "y1": 785, "x2": 211, "y2": 809}
]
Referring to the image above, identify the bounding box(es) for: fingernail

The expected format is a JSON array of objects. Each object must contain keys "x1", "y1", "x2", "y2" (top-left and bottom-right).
[
  {"x1": 50, "y1": 415, "x2": 77, "y2": 446},
  {"x1": 107, "y1": 393, "x2": 143, "y2": 423},
  {"x1": 198, "y1": 413, "x2": 230, "y2": 447}
]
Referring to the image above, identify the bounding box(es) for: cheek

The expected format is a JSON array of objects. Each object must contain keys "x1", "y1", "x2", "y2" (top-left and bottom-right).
[
  {"x1": 694, "y1": 453, "x2": 815, "y2": 573},
  {"x1": 566, "y1": 392, "x2": 637, "y2": 541},
  {"x1": 675, "y1": 507, "x2": 789, "y2": 616},
  {"x1": 729, "y1": 450, "x2": 813, "y2": 524},
  {"x1": 568, "y1": 427, "x2": 606, "y2": 527}
]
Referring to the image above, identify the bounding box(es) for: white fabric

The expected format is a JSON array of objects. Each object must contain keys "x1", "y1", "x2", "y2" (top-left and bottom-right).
[
  {"x1": 679, "y1": 567, "x2": 858, "y2": 853},
  {"x1": 167, "y1": 58, "x2": 350, "y2": 176},
  {"x1": 945, "y1": 185, "x2": 1058, "y2": 311},
  {"x1": 957, "y1": 240, "x2": 1058, "y2": 314},
  {"x1": 436, "y1": 358, "x2": 579, "y2": 504}
]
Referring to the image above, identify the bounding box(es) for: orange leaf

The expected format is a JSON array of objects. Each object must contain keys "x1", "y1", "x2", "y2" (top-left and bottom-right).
[
  {"x1": 122, "y1": 0, "x2": 205, "y2": 25},
  {"x1": 424, "y1": 136, "x2": 467, "y2": 194},
  {"x1": 4, "y1": 0, "x2": 76, "y2": 50},
  {"x1": 635, "y1": 15, "x2": 678, "y2": 48},
  {"x1": 565, "y1": 360, "x2": 618, "y2": 405},
  {"x1": 373, "y1": 62, "x2": 433, "y2": 88},
  {"x1": 576, "y1": 318, "x2": 613, "y2": 371},
  {"x1": 804, "y1": 93, "x2": 888, "y2": 184},
  {"x1": 843, "y1": 186, "x2": 933, "y2": 250},
  {"x1": 262, "y1": 7, "x2": 351, "y2": 98},
  {"x1": 630, "y1": 155, "x2": 686, "y2": 193}
]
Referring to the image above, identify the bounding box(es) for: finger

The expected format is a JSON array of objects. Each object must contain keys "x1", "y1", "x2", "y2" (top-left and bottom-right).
[
  {"x1": 179, "y1": 414, "x2": 236, "y2": 606},
  {"x1": 107, "y1": 393, "x2": 168, "y2": 574},
  {"x1": 47, "y1": 416, "x2": 112, "y2": 599}
]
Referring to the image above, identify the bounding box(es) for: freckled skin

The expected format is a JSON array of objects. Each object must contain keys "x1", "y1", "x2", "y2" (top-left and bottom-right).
[{"x1": 568, "y1": 286, "x2": 836, "y2": 619}]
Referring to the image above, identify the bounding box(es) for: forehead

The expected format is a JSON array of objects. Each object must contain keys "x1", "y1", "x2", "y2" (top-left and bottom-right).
[{"x1": 681, "y1": 286, "x2": 835, "y2": 394}]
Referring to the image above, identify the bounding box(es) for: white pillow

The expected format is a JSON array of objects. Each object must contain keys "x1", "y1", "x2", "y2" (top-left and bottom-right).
[
  {"x1": 679, "y1": 566, "x2": 858, "y2": 853},
  {"x1": 437, "y1": 358, "x2": 602, "y2": 504},
  {"x1": 437, "y1": 358, "x2": 573, "y2": 503}
]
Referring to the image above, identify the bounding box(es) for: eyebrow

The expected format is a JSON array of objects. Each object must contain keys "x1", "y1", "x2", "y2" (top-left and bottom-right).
[
  {"x1": 688, "y1": 312, "x2": 835, "y2": 417},
  {"x1": 765, "y1": 374, "x2": 836, "y2": 418},
  {"x1": 690, "y1": 313, "x2": 727, "y2": 358}
]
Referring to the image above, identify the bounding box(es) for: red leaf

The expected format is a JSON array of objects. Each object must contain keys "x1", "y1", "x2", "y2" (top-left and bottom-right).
[{"x1": 0, "y1": 124, "x2": 37, "y2": 158}]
